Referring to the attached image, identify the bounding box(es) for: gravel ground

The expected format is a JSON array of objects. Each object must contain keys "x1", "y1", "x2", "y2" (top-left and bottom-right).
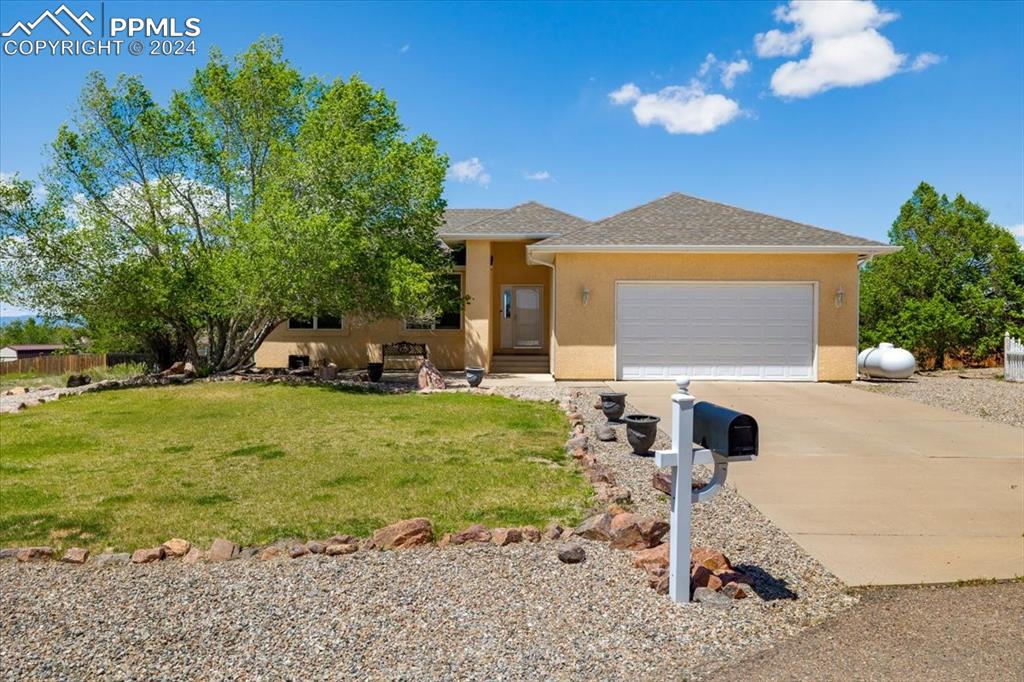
[
  {"x1": 0, "y1": 384, "x2": 854, "y2": 680},
  {"x1": 849, "y1": 368, "x2": 1024, "y2": 428},
  {"x1": 700, "y1": 581, "x2": 1024, "y2": 681}
]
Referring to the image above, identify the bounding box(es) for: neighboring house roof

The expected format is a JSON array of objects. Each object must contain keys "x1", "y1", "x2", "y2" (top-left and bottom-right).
[
  {"x1": 529, "y1": 192, "x2": 897, "y2": 255},
  {"x1": 2, "y1": 344, "x2": 65, "y2": 352},
  {"x1": 440, "y1": 202, "x2": 589, "y2": 239}
]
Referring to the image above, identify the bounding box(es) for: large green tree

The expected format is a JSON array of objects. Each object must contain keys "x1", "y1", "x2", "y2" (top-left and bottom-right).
[
  {"x1": 860, "y1": 182, "x2": 1024, "y2": 367},
  {"x1": 0, "y1": 37, "x2": 454, "y2": 371}
]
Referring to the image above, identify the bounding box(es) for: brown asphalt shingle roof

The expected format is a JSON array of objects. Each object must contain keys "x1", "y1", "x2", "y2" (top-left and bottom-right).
[
  {"x1": 533, "y1": 192, "x2": 888, "y2": 249},
  {"x1": 441, "y1": 202, "x2": 588, "y2": 238}
]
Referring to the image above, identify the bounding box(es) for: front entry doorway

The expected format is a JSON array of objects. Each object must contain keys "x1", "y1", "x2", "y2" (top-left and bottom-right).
[{"x1": 501, "y1": 285, "x2": 543, "y2": 349}]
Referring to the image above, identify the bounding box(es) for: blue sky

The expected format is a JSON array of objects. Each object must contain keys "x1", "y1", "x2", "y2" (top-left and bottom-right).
[{"x1": 1, "y1": 1, "x2": 1022, "y2": 313}]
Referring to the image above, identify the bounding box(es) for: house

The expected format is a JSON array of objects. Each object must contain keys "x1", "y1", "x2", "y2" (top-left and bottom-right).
[
  {"x1": 0, "y1": 344, "x2": 67, "y2": 362},
  {"x1": 254, "y1": 192, "x2": 898, "y2": 381}
]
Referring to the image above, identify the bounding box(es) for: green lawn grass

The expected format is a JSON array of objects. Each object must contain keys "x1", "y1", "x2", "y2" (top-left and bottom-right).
[{"x1": 0, "y1": 382, "x2": 590, "y2": 552}]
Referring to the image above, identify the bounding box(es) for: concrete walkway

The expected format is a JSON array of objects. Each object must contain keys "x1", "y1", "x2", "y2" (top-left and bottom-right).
[{"x1": 604, "y1": 380, "x2": 1024, "y2": 586}]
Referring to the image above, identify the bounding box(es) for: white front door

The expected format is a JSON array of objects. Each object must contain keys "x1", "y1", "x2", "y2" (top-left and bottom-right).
[
  {"x1": 615, "y1": 282, "x2": 816, "y2": 380},
  {"x1": 511, "y1": 286, "x2": 542, "y2": 348}
]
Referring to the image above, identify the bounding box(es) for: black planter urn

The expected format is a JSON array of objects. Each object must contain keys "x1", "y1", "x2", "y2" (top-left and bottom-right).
[
  {"x1": 465, "y1": 366, "x2": 485, "y2": 388},
  {"x1": 367, "y1": 362, "x2": 384, "y2": 382},
  {"x1": 599, "y1": 392, "x2": 627, "y2": 423},
  {"x1": 623, "y1": 414, "x2": 660, "y2": 455}
]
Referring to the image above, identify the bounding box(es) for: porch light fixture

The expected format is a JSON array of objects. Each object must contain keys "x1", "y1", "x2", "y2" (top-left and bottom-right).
[
  {"x1": 834, "y1": 286, "x2": 845, "y2": 308},
  {"x1": 581, "y1": 287, "x2": 590, "y2": 306}
]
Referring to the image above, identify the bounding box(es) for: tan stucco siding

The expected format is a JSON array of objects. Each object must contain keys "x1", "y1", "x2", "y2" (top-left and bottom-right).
[
  {"x1": 489, "y1": 241, "x2": 552, "y2": 353},
  {"x1": 464, "y1": 240, "x2": 491, "y2": 370},
  {"x1": 551, "y1": 252, "x2": 860, "y2": 381}
]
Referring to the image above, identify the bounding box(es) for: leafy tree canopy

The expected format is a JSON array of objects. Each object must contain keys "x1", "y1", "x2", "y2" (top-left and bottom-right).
[
  {"x1": 860, "y1": 182, "x2": 1024, "y2": 366},
  {"x1": 0, "y1": 37, "x2": 454, "y2": 371},
  {"x1": 0, "y1": 318, "x2": 78, "y2": 349}
]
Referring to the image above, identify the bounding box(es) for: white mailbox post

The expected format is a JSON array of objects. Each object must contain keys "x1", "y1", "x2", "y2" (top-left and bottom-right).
[{"x1": 654, "y1": 377, "x2": 755, "y2": 604}]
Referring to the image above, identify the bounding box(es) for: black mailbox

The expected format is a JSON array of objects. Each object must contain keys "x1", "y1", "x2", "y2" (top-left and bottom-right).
[{"x1": 693, "y1": 401, "x2": 758, "y2": 460}]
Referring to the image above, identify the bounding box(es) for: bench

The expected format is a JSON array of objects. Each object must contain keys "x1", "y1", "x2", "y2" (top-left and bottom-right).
[{"x1": 381, "y1": 341, "x2": 428, "y2": 370}]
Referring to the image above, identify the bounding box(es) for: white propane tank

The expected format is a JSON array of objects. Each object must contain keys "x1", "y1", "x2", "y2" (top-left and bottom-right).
[{"x1": 857, "y1": 342, "x2": 916, "y2": 379}]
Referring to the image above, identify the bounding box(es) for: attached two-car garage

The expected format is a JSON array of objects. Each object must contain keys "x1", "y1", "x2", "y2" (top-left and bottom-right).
[{"x1": 615, "y1": 282, "x2": 816, "y2": 381}]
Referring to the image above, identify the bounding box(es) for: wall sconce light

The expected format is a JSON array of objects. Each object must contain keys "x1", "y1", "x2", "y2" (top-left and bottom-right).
[
  {"x1": 581, "y1": 287, "x2": 590, "y2": 306},
  {"x1": 834, "y1": 286, "x2": 845, "y2": 308}
]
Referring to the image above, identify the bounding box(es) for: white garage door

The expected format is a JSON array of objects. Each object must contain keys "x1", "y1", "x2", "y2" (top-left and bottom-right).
[{"x1": 616, "y1": 282, "x2": 816, "y2": 381}]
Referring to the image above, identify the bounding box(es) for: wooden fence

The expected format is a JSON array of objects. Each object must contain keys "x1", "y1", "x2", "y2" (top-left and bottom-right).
[
  {"x1": 0, "y1": 353, "x2": 107, "y2": 377},
  {"x1": 1006, "y1": 333, "x2": 1024, "y2": 382}
]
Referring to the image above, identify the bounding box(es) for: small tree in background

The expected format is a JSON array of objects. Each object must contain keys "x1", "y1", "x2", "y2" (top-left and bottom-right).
[
  {"x1": 860, "y1": 182, "x2": 1024, "y2": 367},
  {"x1": 0, "y1": 37, "x2": 455, "y2": 371}
]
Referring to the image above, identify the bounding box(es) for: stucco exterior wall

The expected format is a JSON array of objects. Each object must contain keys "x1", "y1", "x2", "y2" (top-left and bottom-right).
[
  {"x1": 489, "y1": 241, "x2": 552, "y2": 353},
  {"x1": 550, "y1": 252, "x2": 861, "y2": 381},
  {"x1": 254, "y1": 318, "x2": 466, "y2": 370}
]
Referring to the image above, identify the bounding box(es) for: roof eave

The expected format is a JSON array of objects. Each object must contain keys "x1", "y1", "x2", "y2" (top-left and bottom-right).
[
  {"x1": 439, "y1": 233, "x2": 561, "y2": 241},
  {"x1": 526, "y1": 244, "x2": 901, "y2": 255}
]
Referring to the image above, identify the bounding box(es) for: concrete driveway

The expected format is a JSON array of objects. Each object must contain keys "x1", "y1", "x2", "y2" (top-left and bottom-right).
[{"x1": 604, "y1": 380, "x2": 1024, "y2": 586}]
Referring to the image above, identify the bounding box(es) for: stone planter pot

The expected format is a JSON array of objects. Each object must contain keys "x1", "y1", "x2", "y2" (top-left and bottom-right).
[
  {"x1": 367, "y1": 362, "x2": 384, "y2": 382},
  {"x1": 465, "y1": 366, "x2": 485, "y2": 388},
  {"x1": 599, "y1": 392, "x2": 627, "y2": 423},
  {"x1": 623, "y1": 414, "x2": 660, "y2": 455}
]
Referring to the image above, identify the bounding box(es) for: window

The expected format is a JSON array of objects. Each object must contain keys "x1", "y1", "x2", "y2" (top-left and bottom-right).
[
  {"x1": 288, "y1": 315, "x2": 344, "y2": 331},
  {"x1": 405, "y1": 273, "x2": 463, "y2": 331}
]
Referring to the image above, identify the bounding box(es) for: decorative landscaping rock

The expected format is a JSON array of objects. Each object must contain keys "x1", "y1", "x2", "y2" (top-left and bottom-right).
[
  {"x1": 288, "y1": 545, "x2": 309, "y2": 559},
  {"x1": 692, "y1": 546, "x2": 732, "y2": 572},
  {"x1": 557, "y1": 543, "x2": 586, "y2": 564},
  {"x1": 693, "y1": 586, "x2": 733, "y2": 608},
  {"x1": 372, "y1": 518, "x2": 434, "y2": 549},
  {"x1": 61, "y1": 547, "x2": 89, "y2": 564},
  {"x1": 161, "y1": 538, "x2": 191, "y2": 558},
  {"x1": 595, "y1": 424, "x2": 616, "y2": 442},
  {"x1": 575, "y1": 513, "x2": 612, "y2": 542},
  {"x1": 586, "y1": 464, "x2": 617, "y2": 486},
  {"x1": 325, "y1": 542, "x2": 358, "y2": 556},
  {"x1": 520, "y1": 525, "x2": 541, "y2": 543},
  {"x1": 5, "y1": 386, "x2": 28, "y2": 396},
  {"x1": 416, "y1": 359, "x2": 446, "y2": 391},
  {"x1": 632, "y1": 543, "x2": 669, "y2": 573},
  {"x1": 131, "y1": 547, "x2": 164, "y2": 564},
  {"x1": 647, "y1": 567, "x2": 669, "y2": 594},
  {"x1": 0, "y1": 548, "x2": 19, "y2": 560},
  {"x1": 327, "y1": 534, "x2": 357, "y2": 546},
  {"x1": 691, "y1": 566, "x2": 724, "y2": 592},
  {"x1": 451, "y1": 524, "x2": 491, "y2": 545},
  {"x1": 565, "y1": 435, "x2": 588, "y2": 453},
  {"x1": 566, "y1": 412, "x2": 584, "y2": 425},
  {"x1": 543, "y1": 523, "x2": 563, "y2": 541},
  {"x1": 722, "y1": 582, "x2": 753, "y2": 600},
  {"x1": 491, "y1": 528, "x2": 523, "y2": 546},
  {"x1": 183, "y1": 547, "x2": 204, "y2": 564},
  {"x1": 305, "y1": 541, "x2": 325, "y2": 554},
  {"x1": 258, "y1": 547, "x2": 283, "y2": 561},
  {"x1": 66, "y1": 374, "x2": 91, "y2": 388},
  {"x1": 15, "y1": 546, "x2": 54, "y2": 562},
  {"x1": 208, "y1": 538, "x2": 240, "y2": 562},
  {"x1": 95, "y1": 552, "x2": 130, "y2": 566},
  {"x1": 594, "y1": 483, "x2": 632, "y2": 505},
  {"x1": 652, "y1": 471, "x2": 672, "y2": 496},
  {"x1": 608, "y1": 512, "x2": 644, "y2": 550}
]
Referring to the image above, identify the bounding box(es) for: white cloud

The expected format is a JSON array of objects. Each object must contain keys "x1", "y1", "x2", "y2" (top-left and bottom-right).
[
  {"x1": 609, "y1": 79, "x2": 741, "y2": 135},
  {"x1": 609, "y1": 83, "x2": 641, "y2": 105},
  {"x1": 524, "y1": 170, "x2": 552, "y2": 181},
  {"x1": 448, "y1": 158, "x2": 491, "y2": 186},
  {"x1": 721, "y1": 59, "x2": 751, "y2": 89},
  {"x1": 755, "y1": 1, "x2": 936, "y2": 98},
  {"x1": 910, "y1": 52, "x2": 942, "y2": 72},
  {"x1": 697, "y1": 53, "x2": 751, "y2": 89}
]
